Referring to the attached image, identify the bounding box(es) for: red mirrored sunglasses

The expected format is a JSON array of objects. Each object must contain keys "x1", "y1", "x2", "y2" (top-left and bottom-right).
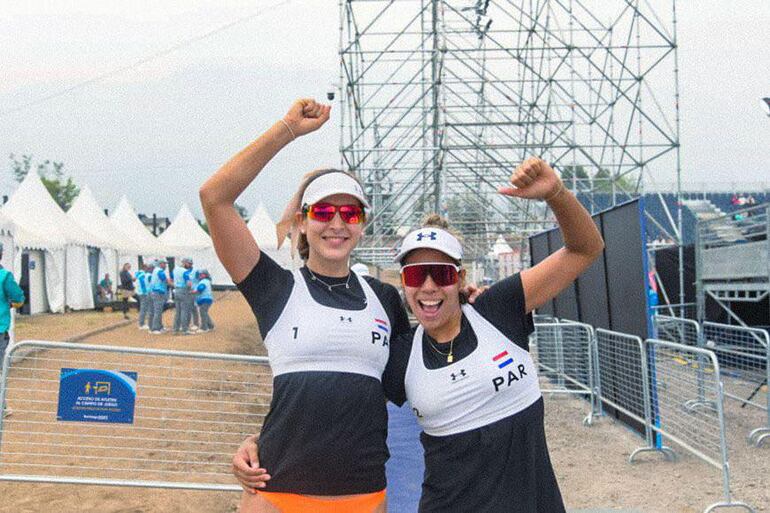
[
  {"x1": 401, "y1": 263, "x2": 461, "y2": 288},
  {"x1": 303, "y1": 203, "x2": 366, "y2": 224}
]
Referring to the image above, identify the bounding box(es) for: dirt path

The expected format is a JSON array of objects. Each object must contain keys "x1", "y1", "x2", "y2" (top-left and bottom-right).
[{"x1": 1, "y1": 293, "x2": 767, "y2": 512}]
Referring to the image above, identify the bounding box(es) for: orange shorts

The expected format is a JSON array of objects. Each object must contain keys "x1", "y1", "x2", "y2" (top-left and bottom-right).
[{"x1": 257, "y1": 489, "x2": 386, "y2": 513}]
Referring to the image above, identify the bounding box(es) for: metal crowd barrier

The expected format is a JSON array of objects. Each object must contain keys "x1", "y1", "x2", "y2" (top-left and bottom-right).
[
  {"x1": 645, "y1": 340, "x2": 754, "y2": 513},
  {"x1": 0, "y1": 340, "x2": 271, "y2": 490},
  {"x1": 594, "y1": 328, "x2": 675, "y2": 462},
  {"x1": 653, "y1": 314, "x2": 712, "y2": 409},
  {"x1": 653, "y1": 314, "x2": 700, "y2": 346},
  {"x1": 702, "y1": 322, "x2": 770, "y2": 447},
  {"x1": 531, "y1": 322, "x2": 599, "y2": 425}
]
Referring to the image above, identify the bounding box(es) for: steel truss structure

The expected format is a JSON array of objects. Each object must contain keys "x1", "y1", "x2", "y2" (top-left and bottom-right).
[{"x1": 340, "y1": 0, "x2": 683, "y2": 269}]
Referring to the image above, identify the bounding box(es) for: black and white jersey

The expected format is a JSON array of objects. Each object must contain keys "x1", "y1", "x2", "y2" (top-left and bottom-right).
[
  {"x1": 237, "y1": 253, "x2": 411, "y2": 495},
  {"x1": 383, "y1": 273, "x2": 566, "y2": 513}
]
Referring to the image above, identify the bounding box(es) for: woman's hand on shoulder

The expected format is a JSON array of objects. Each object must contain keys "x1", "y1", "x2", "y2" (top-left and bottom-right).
[
  {"x1": 462, "y1": 282, "x2": 489, "y2": 304},
  {"x1": 283, "y1": 98, "x2": 331, "y2": 138},
  {"x1": 232, "y1": 435, "x2": 271, "y2": 493}
]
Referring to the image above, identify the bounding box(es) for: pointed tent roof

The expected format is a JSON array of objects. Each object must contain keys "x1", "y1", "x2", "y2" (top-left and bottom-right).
[
  {"x1": 247, "y1": 203, "x2": 293, "y2": 268},
  {"x1": 158, "y1": 203, "x2": 212, "y2": 252},
  {"x1": 491, "y1": 235, "x2": 513, "y2": 256},
  {"x1": 247, "y1": 203, "x2": 278, "y2": 248},
  {"x1": 68, "y1": 185, "x2": 137, "y2": 252},
  {"x1": 109, "y1": 196, "x2": 166, "y2": 255},
  {"x1": 1, "y1": 173, "x2": 102, "y2": 249}
]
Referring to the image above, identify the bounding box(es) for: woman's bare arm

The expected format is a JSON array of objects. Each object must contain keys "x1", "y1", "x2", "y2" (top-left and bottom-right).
[
  {"x1": 199, "y1": 99, "x2": 330, "y2": 283},
  {"x1": 499, "y1": 157, "x2": 605, "y2": 313}
]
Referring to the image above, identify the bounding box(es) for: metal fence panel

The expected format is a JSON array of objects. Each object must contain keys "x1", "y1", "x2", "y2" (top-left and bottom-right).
[
  {"x1": 594, "y1": 329, "x2": 648, "y2": 429},
  {"x1": 645, "y1": 339, "x2": 755, "y2": 512},
  {"x1": 531, "y1": 322, "x2": 598, "y2": 424},
  {"x1": 0, "y1": 340, "x2": 271, "y2": 490},
  {"x1": 702, "y1": 322, "x2": 770, "y2": 446},
  {"x1": 653, "y1": 315, "x2": 700, "y2": 346}
]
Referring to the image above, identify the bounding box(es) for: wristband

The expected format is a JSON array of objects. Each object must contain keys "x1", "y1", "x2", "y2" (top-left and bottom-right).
[
  {"x1": 279, "y1": 119, "x2": 296, "y2": 141},
  {"x1": 544, "y1": 183, "x2": 565, "y2": 202}
]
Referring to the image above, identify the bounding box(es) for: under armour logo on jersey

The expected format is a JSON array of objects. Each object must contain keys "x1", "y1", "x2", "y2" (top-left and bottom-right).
[
  {"x1": 416, "y1": 231, "x2": 437, "y2": 241},
  {"x1": 450, "y1": 369, "x2": 468, "y2": 383},
  {"x1": 339, "y1": 316, "x2": 353, "y2": 323}
]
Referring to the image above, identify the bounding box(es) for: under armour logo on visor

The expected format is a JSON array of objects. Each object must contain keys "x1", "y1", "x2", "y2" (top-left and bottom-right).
[
  {"x1": 340, "y1": 316, "x2": 352, "y2": 323},
  {"x1": 451, "y1": 369, "x2": 467, "y2": 382},
  {"x1": 416, "y1": 231, "x2": 437, "y2": 241}
]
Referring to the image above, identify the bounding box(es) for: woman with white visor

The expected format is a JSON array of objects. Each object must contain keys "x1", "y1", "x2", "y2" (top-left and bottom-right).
[
  {"x1": 382, "y1": 157, "x2": 605, "y2": 512},
  {"x1": 201, "y1": 99, "x2": 412, "y2": 513}
]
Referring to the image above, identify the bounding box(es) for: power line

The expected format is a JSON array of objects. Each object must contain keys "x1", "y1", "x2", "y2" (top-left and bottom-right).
[{"x1": 0, "y1": 0, "x2": 292, "y2": 118}]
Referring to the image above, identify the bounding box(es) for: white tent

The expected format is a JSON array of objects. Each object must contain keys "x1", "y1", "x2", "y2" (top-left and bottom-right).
[
  {"x1": 109, "y1": 196, "x2": 168, "y2": 268},
  {"x1": 0, "y1": 211, "x2": 18, "y2": 276},
  {"x1": 247, "y1": 203, "x2": 294, "y2": 269},
  {"x1": 491, "y1": 235, "x2": 513, "y2": 257},
  {"x1": 158, "y1": 204, "x2": 230, "y2": 286},
  {"x1": 68, "y1": 185, "x2": 141, "y2": 285},
  {"x1": 1, "y1": 174, "x2": 101, "y2": 312}
]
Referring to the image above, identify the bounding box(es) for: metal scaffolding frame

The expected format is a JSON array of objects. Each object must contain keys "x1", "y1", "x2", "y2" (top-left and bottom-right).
[{"x1": 339, "y1": 0, "x2": 683, "y2": 279}]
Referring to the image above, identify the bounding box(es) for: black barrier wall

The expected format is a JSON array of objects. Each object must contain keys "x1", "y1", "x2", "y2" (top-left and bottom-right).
[
  {"x1": 530, "y1": 199, "x2": 652, "y2": 434},
  {"x1": 530, "y1": 198, "x2": 651, "y2": 340}
]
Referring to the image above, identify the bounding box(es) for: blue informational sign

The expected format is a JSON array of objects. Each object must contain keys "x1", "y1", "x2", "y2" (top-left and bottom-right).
[{"x1": 57, "y1": 368, "x2": 138, "y2": 424}]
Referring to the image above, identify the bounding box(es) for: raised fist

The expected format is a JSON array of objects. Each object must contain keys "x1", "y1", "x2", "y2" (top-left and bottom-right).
[
  {"x1": 282, "y1": 98, "x2": 331, "y2": 138},
  {"x1": 498, "y1": 157, "x2": 563, "y2": 201}
]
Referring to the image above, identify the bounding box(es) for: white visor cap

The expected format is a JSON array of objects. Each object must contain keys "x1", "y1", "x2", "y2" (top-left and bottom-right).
[
  {"x1": 301, "y1": 172, "x2": 371, "y2": 211},
  {"x1": 395, "y1": 227, "x2": 463, "y2": 264}
]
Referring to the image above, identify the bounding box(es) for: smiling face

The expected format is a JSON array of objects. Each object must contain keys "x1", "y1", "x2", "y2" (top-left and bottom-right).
[
  {"x1": 401, "y1": 248, "x2": 465, "y2": 338},
  {"x1": 297, "y1": 193, "x2": 365, "y2": 271}
]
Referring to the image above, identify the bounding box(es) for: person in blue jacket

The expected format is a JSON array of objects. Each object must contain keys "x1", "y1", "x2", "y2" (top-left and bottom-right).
[
  {"x1": 193, "y1": 269, "x2": 214, "y2": 332},
  {"x1": 0, "y1": 242, "x2": 25, "y2": 419},
  {"x1": 172, "y1": 257, "x2": 195, "y2": 335},
  {"x1": 149, "y1": 260, "x2": 171, "y2": 334},
  {"x1": 135, "y1": 262, "x2": 152, "y2": 330}
]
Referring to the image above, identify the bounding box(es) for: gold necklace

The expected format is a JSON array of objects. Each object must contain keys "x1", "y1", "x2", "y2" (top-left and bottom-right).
[{"x1": 427, "y1": 334, "x2": 457, "y2": 363}]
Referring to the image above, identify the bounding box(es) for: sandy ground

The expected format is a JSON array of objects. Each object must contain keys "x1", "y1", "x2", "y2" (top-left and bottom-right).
[{"x1": 1, "y1": 292, "x2": 767, "y2": 512}]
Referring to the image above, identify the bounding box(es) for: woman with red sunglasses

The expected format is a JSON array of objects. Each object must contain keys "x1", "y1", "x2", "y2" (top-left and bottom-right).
[
  {"x1": 382, "y1": 157, "x2": 605, "y2": 512},
  {"x1": 200, "y1": 99, "x2": 412, "y2": 512}
]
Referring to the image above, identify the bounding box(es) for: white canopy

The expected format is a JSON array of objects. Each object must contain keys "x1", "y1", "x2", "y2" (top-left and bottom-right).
[
  {"x1": 2, "y1": 174, "x2": 87, "y2": 250},
  {"x1": 1, "y1": 173, "x2": 96, "y2": 312},
  {"x1": 159, "y1": 203, "x2": 212, "y2": 251},
  {"x1": 68, "y1": 185, "x2": 142, "y2": 285},
  {"x1": 491, "y1": 235, "x2": 513, "y2": 256},
  {"x1": 109, "y1": 196, "x2": 167, "y2": 257},
  {"x1": 159, "y1": 203, "x2": 230, "y2": 286},
  {"x1": 247, "y1": 203, "x2": 293, "y2": 269},
  {"x1": 0, "y1": 211, "x2": 18, "y2": 276},
  {"x1": 68, "y1": 185, "x2": 137, "y2": 253}
]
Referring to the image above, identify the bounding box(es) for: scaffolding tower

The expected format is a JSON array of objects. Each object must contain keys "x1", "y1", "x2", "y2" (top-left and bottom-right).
[{"x1": 340, "y1": 0, "x2": 683, "y2": 275}]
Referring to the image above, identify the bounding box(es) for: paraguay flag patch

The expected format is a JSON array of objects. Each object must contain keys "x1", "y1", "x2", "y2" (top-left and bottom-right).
[
  {"x1": 493, "y1": 350, "x2": 514, "y2": 369},
  {"x1": 374, "y1": 318, "x2": 389, "y2": 333}
]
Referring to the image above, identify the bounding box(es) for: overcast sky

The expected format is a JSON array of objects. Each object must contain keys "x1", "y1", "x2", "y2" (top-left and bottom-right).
[{"x1": 1, "y1": 0, "x2": 768, "y2": 222}]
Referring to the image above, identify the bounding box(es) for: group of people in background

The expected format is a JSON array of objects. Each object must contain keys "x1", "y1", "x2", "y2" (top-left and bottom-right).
[{"x1": 96, "y1": 259, "x2": 215, "y2": 336}]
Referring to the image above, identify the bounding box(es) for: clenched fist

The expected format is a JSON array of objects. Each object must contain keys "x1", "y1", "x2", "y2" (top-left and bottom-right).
[
  {"x1": 498, "y1": 157, "x2": 564, "y2": 201},
  {"x1": 282, "y1": 98, "x2": 332, "y2": 139}
]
